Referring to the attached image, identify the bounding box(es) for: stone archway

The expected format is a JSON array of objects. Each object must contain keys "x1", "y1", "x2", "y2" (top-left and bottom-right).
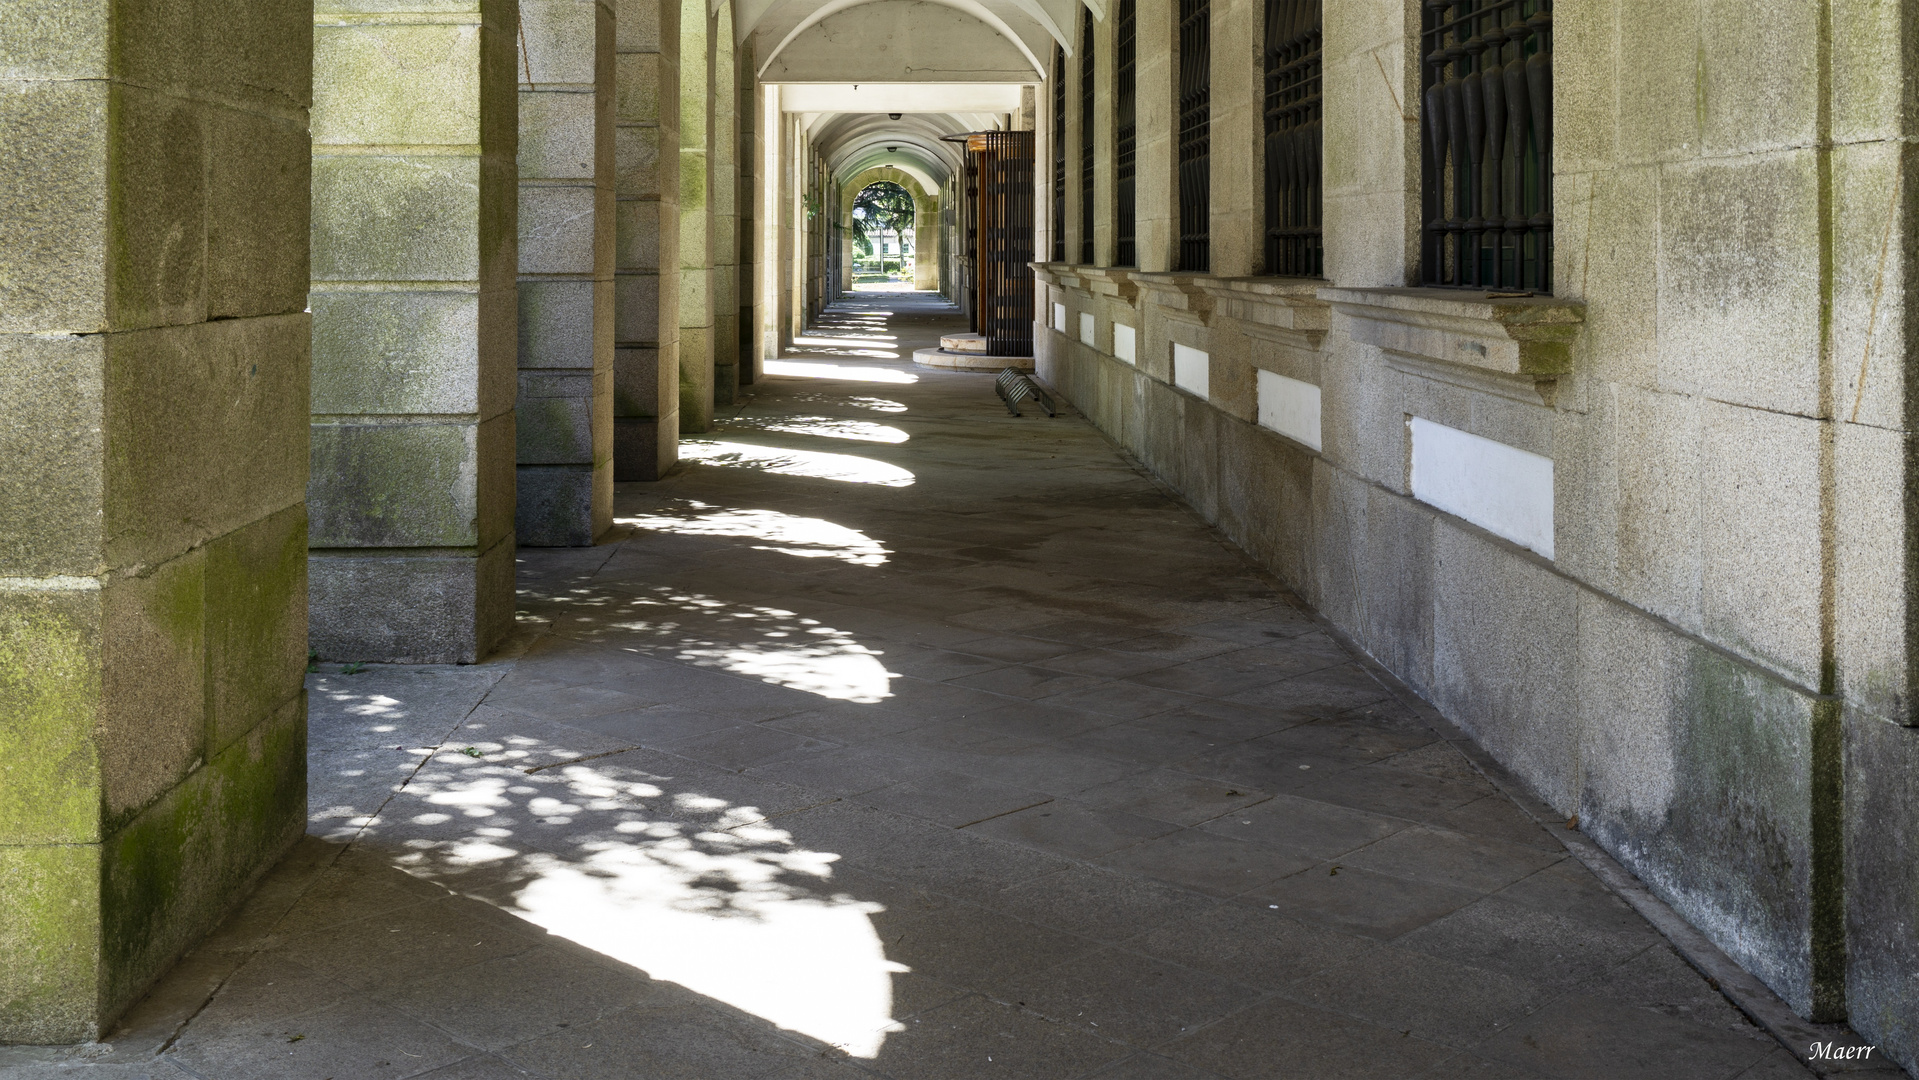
[{"x1": 840, "y1": 167, "x2": 940, "y2": 292}]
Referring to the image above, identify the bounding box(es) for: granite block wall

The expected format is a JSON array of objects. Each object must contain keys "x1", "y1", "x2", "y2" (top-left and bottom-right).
[
  {"x1": 0, "y1": 0, "x2": 311, "y2": 1040},
  {"x1": 517, "y1": 0, "x2": 616, "y2": 546},
  {"x1": 308, "y1": 0, "x2": 520, "y2": 663}
]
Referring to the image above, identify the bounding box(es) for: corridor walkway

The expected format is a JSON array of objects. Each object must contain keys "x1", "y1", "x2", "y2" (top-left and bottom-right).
[{"x1": 3, "y1": 295, "x2": 1833, "y2": 1079}]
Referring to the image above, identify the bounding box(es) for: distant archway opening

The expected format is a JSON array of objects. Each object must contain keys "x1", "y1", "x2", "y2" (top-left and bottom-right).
[{"x1": 851, "y1": 182, "x2": 915, "y2": 286}]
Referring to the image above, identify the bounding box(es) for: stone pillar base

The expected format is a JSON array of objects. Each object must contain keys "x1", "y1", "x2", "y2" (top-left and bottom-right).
[{"x1": 308, "y1": 538, "x2": 515, "y2": 664}]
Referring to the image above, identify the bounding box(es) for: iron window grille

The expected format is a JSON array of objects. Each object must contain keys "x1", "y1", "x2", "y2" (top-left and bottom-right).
[
  {"x1": 1080, "y1": 10, "x2": 1096, "y2": 265},
  {"x1": 1264, "y1": 0, "x2": 1322, "y2": 276},
  {"x1": 1115, "y1": 0, "x2": 1137, "y2": 266},
  {"x1": 1420, "y1": 0, "x2": 1553, "y2": 292},
  {"x1": 1053, "y1": 46, "x2": 1067, "y2": 263},
  {"x1": 1177, "y1": 0, "x2": 1210, "y2": 273}
]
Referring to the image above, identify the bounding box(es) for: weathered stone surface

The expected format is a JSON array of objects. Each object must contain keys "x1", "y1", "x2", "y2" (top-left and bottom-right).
[
  {"x1": 519, "y1": 184, "x2": 598, "y2": 274},
  {"x1": 0, "y1": 844, "x2": 100, "y2": 1043},
  {"x1": 1429, "y1": 525, "x2": 1580, "y2": 814},
  {"x1": 204, "y1": 505, "x2": 309, "y2": 755},
  {"x1": 309, "y1": 0, "x2": 519, "y2": 662},
  {"x1": 0, "y1": 1, "x2": 109, "y2": 81},
  {"x1": 309, "y1": 422, "x2": 484, "y2": 549},
  {"x1": 519, "y1": 90, "x2": 597, "y2": 180},
  {"x1": 516, "y1": 465, "x2": 598, "y2": 546},
  {"x1": 310, "y1": 155, "x2": 484, "y2": 283},
  {"x1": 308, "y1": 542, "x2": 513, "y2": 664},
  {"x1": 207, "y1": 108, "x2": 311, "y2": 320},
  {"x1": 1700, "y1": 401, "x2": 1824, "y2": 689},
  {"x1": 517, "y1": 371, "x2": 597, "y2": 463},
  {"x1": 0, "y1": 81, "x2": 108, "y2": 333},
  {"x1": 104, "y1": 315, "x2": 311, "y2": 570},
  {"x1": 98, "y1": 551, "x2": 206, "y2": 827},
  {"x1": 312, "y1": 23, "x2": 482, "y2": 146},
  {"x1": 100, "y1": 694, "x2": 306, "y2": 1015},
  {"x1": 1846, "y1": 713, "x2": 1919, "y2": 1069},
  {"x1": 0, "y1": 586, "x2": 103, "y2": 847},
  {"x1": 1, "y1": 0, "x2": 311, "y2": 1042},
  {"x1": 312, "y1": 291, "x2": 483, "y2": 415},
  {"x1": 0, "y1": 333, "x2": 105, "y2": 579},
  {"x1": 517, "y1": 279, "x2": 598, "y2": 368},
  {"x1": 1582, "y1": 633, "x2": 1832, "y2": 1019}
]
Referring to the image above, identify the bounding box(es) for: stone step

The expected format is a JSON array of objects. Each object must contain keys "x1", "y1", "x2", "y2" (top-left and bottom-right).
[{"x1": 939, "y1": 333, "x2": 989, "y2": 353}]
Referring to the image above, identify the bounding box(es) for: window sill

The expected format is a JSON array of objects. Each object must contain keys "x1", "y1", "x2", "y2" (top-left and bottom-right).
[{"x1": 1316, "y1": 287, "x2": 1584, "y2": 380}]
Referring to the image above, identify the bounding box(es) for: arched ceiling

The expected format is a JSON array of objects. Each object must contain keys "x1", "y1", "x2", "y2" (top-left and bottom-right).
[
  {"x1": 738, "y1": 0, "x2": 1100, "y2": 64},
  {"x1": 748, "y1": 0, "x2": 1092, "y2": 190}
]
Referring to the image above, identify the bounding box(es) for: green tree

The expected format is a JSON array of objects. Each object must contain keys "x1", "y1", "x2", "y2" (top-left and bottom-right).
[{"x1": 852, "y1": 182, "x2": 914, "y2": 276}]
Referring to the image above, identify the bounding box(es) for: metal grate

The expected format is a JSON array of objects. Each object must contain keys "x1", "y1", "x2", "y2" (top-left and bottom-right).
[
  {"x1": 1080, "y1": 10, "x2": 1096, "y2": 265},
  {"x1": 1177, "y1": 0, "x2": 1210, "y2": 273},
  {"x1": 971, "y1": 131, "x2": 1037, "y2": 356},
  {"x1": 1420, "y1": 0, "x2": 1553, "y2": 292},
  {"x1": 1264, "y1": 0, "x2": 1322, "y2": 276},
  {"x1": 1115, "y1": 0, "x2": 1137, "y2": 266},
  {"x1": 996, "y1": 368, "x2": 1057, "y2": 416},
  {"x1": 1052, "y1": 47, "x2": 1066, "y2": 264}
]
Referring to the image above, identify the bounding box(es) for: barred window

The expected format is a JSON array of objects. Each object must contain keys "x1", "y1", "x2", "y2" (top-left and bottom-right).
[
  {"x1": 1053, "y1": 45, "x2": 1066, "y2": 263},
  {"x1": 1177, "y1": 0, "x2": 1210, "y2": 273},
  {"x1": 1264, "y1": 0, "x2": 1321, "y2": 276},
  {"x1": 1115, "y1": 0, "x2": 1137, "y2": 266},
  {"x1": 1420, "y1": 0, "x2": 1553, "y2": 292},
  {"x1": 1080, "y1": 10, "x2": 1096, "y2": 265}
]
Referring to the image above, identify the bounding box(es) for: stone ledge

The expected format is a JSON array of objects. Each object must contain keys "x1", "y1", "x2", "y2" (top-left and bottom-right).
[{"x1": 1318, "y1": 286, "x2": 1584, "y2": 380}]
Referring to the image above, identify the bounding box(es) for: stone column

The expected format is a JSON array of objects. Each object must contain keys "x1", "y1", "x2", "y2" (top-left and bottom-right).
[
  {"x1": 516, "y1": 0, "x2": 616, "y2": 545},
  {"x1": 738, "y1": 41, "x2": 759, "y2": 385},
  {"x1": 1209, "y1": 0, "x2": 1264, "y2": 277},
  {"x1": 1136, "y1": 0, "x2": 1177, "y2": 272},
  {"x1": 914, "y1": 192, "x2": 941, "y2": 290},
  {"x1": 711, "y1": 10, "x2": 741, "y2": 405},
  {"x1": 678, "y1": 0, "x2": 716, "y2": 432},
  {"x1": 309, "y1": 0, "x2": 519, "y2": 663},
  {"x1": 612, "y1": 0, "x2": 681, "y2": 480},
  {"x1": 0, "y1": 1, "x2": 310, "y2": 1040},
  {"x1": 1095, "y1": 9, "x2": 1117, "y2": 267}
]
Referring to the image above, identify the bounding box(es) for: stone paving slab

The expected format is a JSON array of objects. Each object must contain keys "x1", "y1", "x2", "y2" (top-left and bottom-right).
[{"x1": 4, "y1": 294, "x2": 1895, "y2": 1080}]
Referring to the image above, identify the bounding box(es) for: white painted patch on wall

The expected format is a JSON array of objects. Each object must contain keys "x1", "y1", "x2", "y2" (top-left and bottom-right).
[
  {"x1": 1053, "y1": 303, "x2": 1067, "y2": 332},
  {"x1": 1079, "y1": 312, "x2": 1096, "y2": 347},
  {"x1": 1408, "y1": 417, "x2": 1555, "y2": 559},
  {"x1": 1255, "y1": 370, "x2": 1322, "y2": 451},
  {"x1": 1113, "y1": 323, "x2": 1136, "y2": 364},
  {"x1": 1172, "y1": 343, "x2": 1209, "y2": 399}
]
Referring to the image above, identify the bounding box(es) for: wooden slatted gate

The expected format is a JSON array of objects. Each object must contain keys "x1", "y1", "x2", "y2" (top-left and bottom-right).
[{"x1": 967, "y1": 131, "x2": 1036, "y2": 357}]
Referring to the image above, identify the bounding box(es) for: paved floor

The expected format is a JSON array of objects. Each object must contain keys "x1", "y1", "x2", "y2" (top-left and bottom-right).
[{"x1": 2, "y1": 294, "x2": 1846, "y2": 1079}]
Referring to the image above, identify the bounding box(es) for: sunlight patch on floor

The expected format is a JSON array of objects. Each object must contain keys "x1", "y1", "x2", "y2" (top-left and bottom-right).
[
  {"x1": 680, "y1": 440, "x2": 914, "y2": 487},
  {"x1": 584, "y1": 586, "x2": 897, "y2": 702},
  {"x1": 790, "y1": 345, "x2": 902, "y2": 359},
  {"x1": 764, "y1": 359, "x2": 916, "y2": 383},
  {"x1": 618, "y1": 502, "x2": 892, "y2": 565},
  {"x1": 727, "y1": 416, "x2": 910, "y2": 444},
  {"x1": 792, "y1": 332, "x2": 897, "y2": 343},
  {"x1": 392, "y1": 754, "x2": 906, "y2": 1058},
  {"x1": 676, "y1": 639, "x2": 893, "y2": 702}
]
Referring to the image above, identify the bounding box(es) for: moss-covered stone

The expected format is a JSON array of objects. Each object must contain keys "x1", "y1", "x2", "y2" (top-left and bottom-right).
[
  {"x1": 0, "y1": 844, "x2": 102, "y2": 1044},
  {"x1": 308, "y1": 422, "x2": 481, "y2": 548},
  {"x1": 0, "y1": 588, "x2": 103, "y2": 846},
  {"x1": 204, "y1": 505, "x2": 308, "y2": 755},
  {"x1": 99, "y1": 693, "x2": 305, "y2": 1018},
  {"x1": 99, "y1": 550, "x2": 206, "y2": 832}
]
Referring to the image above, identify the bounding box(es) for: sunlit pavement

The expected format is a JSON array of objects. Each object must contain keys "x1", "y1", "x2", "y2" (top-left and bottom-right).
[{"x1": 8, "y1": 293, "x2": 1820, "y2": 1080}]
